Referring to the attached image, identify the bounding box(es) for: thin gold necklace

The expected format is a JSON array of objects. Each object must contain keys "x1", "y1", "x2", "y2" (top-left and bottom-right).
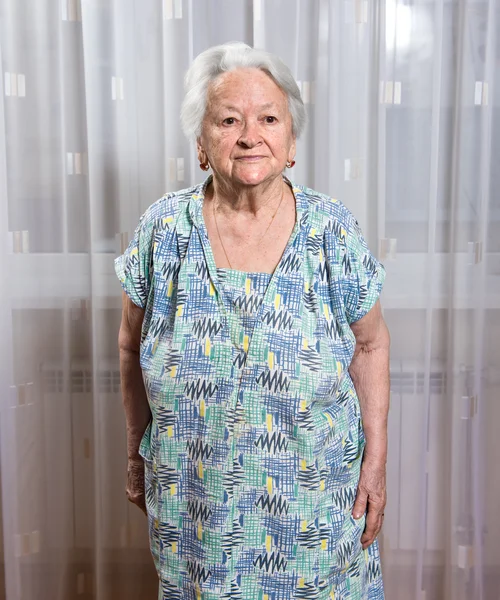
[{"x1": 213, "y1": 185, "x2": 285, "y2": 270}]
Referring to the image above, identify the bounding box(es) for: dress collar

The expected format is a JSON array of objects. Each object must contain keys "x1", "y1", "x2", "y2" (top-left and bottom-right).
[{"x1": 186, "y1": 175, "x2": 310, "y2": 304}]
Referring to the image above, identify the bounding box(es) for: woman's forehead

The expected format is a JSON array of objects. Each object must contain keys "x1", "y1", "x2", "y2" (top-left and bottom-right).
[{"x1": 207, "y1": 69, "x2": 288, "y2": 109}]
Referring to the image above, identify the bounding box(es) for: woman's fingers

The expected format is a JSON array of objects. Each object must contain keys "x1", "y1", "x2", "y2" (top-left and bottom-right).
[
  {"x1": 352, "y1": 487, "x2": 368, "y2": 520},
  {"x1": 126, "y1": 486, "x2": 148, "y2": 515},
  {"x1": 126, "y1": 489, "x2": 147, "y2": 514},
  {"x1": 127, "y1": 458, "x2": 147, "y2": 514},
  {"x1": 354, "y1": 458, "x2": 387, "y2": 549},
  {"x1": 361, "y1": 502, "x2": 385, "y2": 549}
]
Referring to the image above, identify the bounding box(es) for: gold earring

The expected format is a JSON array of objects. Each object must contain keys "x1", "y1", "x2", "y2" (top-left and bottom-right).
[
  {"x1": 286, "y1": 160, "x2": 296, "y2": 168},
  {"x1": 199, "y1": 162, "x2": 210, "y2": 171}
]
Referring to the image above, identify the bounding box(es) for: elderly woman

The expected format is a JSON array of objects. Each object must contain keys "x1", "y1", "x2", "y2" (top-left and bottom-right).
[{"x1": 116, "y1": 42, "x2": 389, "y2": 600}]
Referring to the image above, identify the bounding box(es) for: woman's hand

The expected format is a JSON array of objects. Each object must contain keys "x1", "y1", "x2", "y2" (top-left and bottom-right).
[
  {"x1": 352, "y1": 456, "x2": 387, "y2": 549},
  {"x1": 126, "y1": 457, "x2": 147, "y2": 515}
]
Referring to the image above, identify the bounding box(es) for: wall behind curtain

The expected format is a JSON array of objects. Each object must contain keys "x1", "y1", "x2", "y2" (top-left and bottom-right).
[{"x1": 0, "y1": 0, "x2": 498, "y2": 599}]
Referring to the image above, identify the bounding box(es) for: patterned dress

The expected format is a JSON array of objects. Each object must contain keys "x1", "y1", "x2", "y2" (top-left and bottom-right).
[{"x1": 115, "y1": 176, "x2": 386, "y2": 600}]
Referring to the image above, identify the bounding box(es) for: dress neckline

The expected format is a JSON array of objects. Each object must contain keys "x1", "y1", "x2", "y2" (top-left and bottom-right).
[{"x1": 185, "y1": 175, "x2": 310, "y2": 318}]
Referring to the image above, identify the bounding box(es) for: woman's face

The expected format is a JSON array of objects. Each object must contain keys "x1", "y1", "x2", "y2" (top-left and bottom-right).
[{"x1": 198, "y1": 68, "x2": 296, "y2": 189}]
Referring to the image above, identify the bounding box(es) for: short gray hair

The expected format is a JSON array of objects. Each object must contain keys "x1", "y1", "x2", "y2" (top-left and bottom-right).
[{"x1": 181, "y1": 42, "x2": 306, "y2": 139}]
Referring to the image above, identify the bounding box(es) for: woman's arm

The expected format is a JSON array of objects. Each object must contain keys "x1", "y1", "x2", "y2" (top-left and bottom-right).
[
  {"x1": 348, "y1": 300, "x2": 390, "y2": 548},
  {"x1": 118, "y1": 292, "x2": 151, "y2": 513}
]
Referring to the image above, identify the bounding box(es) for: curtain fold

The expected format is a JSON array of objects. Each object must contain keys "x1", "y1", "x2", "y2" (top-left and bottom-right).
[{"x1": 0, "y1": 1, "x2": 498, "y2": 598}]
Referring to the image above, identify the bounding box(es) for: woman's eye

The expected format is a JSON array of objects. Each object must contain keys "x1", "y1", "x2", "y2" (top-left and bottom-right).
[
  {"x1": 265, "y1": 116, "x2": 277, "y2": 123},
  {"x1": 222, "y1": 117, "x2": 235, "y2": 125}
]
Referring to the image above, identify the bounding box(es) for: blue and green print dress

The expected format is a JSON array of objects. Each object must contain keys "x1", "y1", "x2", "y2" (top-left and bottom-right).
[{"x1": 115, "y1": 176, "x2": 386, "y2": 600}]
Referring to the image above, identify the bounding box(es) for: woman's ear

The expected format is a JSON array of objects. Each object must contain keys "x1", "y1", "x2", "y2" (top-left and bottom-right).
[
  {"x1": 288, "y1": 137, "x2": 297, "y2": 164},
  {"x1": 197, "y1": 138, "x2": 207, "y2": 165},
  {"x1": 196, "y1": 138, "x2": 202, "y2": 161}
]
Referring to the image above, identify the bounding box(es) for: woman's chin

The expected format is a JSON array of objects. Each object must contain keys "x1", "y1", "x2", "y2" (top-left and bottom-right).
[{"x1": 229, "y1": 164, "x2": 277, "y2": 186}]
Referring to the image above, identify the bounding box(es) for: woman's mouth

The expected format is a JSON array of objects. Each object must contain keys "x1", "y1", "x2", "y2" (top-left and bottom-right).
[{"x1": 235, "y1": 156, "x2": 265, "y2": 162}]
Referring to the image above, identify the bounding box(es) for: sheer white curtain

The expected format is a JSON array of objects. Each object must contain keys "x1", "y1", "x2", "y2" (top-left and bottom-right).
[{"x1": 0, "y1": 0, "x2": 498, "y2": 598}]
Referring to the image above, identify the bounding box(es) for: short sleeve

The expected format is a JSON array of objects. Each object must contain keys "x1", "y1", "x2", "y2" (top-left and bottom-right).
[
  {"x1": 114, "y1": 214, "x2": 155, "y2": 309},
  {"x1": 342, "y1": 214, "x2": 386, "y2": 324}
]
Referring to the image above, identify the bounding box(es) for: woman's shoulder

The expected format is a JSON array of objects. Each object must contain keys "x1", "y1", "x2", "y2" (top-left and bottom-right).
[
  {"x1": 294, "y1": 182, "x2": 358, "y2": 237},
  {"x1": 136, "y1": 183, "x2": 198, "y2": 232}
]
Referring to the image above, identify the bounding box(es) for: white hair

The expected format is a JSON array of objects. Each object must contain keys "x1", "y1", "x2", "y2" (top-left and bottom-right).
[{"x1": 181, "y1": 42, "x2": 306, "y2": 139}]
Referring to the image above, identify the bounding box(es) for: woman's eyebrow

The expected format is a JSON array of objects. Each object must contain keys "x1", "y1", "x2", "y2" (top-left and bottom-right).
[
  {"x1": 217, "y1": 102, "x2": 280, "y2": 112},
  {"x1": 218, "y1": 105, "x2": 241, "y2": 112},
  {"x1": 259, "y1": 102, "x2": 279, "y2": 111}
]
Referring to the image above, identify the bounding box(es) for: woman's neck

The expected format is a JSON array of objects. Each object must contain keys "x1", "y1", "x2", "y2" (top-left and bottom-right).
[{"x1": 207, "y1": 174, "x2": 285, "y2": 215}]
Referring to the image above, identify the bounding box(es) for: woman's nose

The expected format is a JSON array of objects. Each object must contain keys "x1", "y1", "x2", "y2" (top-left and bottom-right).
[{"x1": 238, "y1": 121, "x2": 261, "y2": 148}]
